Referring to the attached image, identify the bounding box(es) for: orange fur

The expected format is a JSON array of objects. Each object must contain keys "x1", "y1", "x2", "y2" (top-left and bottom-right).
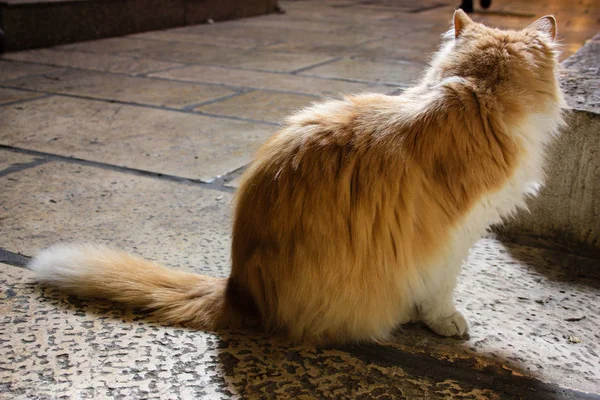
[{"x1": 30, "y1": 11, "x2": 565, "y2": 344}]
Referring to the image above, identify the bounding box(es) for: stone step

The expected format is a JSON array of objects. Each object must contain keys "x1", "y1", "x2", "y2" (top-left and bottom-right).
[
  {"x1": 498, "y1": 34, "x2": 600, "y2": 253},
  {"x1": 0, "y1": 0, "x2": 279, "y2": 52}
]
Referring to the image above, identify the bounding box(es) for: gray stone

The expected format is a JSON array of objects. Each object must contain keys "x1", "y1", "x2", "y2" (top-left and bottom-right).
[
  {"x1": 0, "y1": 60, "x2": 64, "y2": 81},
  {"x1": 0, "y1": 153, "x2": 233, "y2": 275},
  {"x1": 2, "y1": 49, "x2": 183, "y2": 75},
  {"x1": 561, "y1": 34, "x2": 600, "y2": 114},
  {"x1": 299, "y1": 58, "x2": 425, "y2": 86},
  {"x1": 0, "y1": 87, "x2": 44, "y2": 105},
  {"x1": 150, "y1": 64, "x2": 394, "y2": 96},
  {"x1": 4, "y1": 69, "x2": 237, "y2": 109},
  {"x1": 0, "y1": 96, "x2": 277, "y2": 182},
  {"x1": 195, "y1": 90, "x2": 318, "y2": 124},
  {"x1": 500, "y1": 111, "x2": 600, "y2": 250},
  {"x1": 499, "y1": 35, "x2": 600, "y2": 251},
  {"x1": 130, "y1": 30, "x2": 275, "y2": 50},
  {"x1": 120, "y1": 42, "x2": 335, "y2": 73}
]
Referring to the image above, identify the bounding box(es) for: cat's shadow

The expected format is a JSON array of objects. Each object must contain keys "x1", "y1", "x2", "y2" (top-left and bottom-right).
[{"x1": 212, "y1": 325, "x2": 561, "y2": 399}]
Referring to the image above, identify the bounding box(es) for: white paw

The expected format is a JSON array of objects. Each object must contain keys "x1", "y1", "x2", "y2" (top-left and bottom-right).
[{"x1": 427, "y1": 311, "x2": 469, "y2": 337}]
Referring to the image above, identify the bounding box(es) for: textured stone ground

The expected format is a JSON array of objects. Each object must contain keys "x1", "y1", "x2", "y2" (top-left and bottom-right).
[{"x1": 1, "y1": 0, "x2": 599, "y2": 399}]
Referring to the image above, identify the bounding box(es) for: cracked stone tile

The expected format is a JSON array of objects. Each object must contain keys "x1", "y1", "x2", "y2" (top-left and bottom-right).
[
  {"x1": 0, "y1": 60, "x2": 64, "y2": 81},
  {"x1": 195, "y1": 91, "x2": 317, "y2": 124},
  {"x1": 150, "y1": 65, "x2": 394, "y2": 96},
  {"x1": 2, "y1": 49, "x2": 183, "y2": 75},
  {"x1": 300, "y1": 58, "x2": 425, "y2": 85},
  {"x1": 5, "y1": 69, "x2": 237, "y2": 110},
  {"x1": 0, "y1": 87, "x2": 44, "y2": 105},
  {"x1": 0, "y1": 96, "x2": 277, "y2": 182}
]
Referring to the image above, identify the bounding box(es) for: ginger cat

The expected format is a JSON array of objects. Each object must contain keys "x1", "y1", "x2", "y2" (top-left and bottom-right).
[{"x1": 30, "y1": 11, "x2": 565, "y2": 344}]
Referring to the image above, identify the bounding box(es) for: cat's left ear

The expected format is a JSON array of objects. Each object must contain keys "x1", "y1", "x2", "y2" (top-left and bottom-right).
[
  {"x1": 453, "y1": 9, "x2": 474, "y2": 38},
  {"x1": 526, "y1": 15, "x2": 557, "y2": 40}
]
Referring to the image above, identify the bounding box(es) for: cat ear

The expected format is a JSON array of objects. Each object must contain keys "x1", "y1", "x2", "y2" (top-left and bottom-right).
[
  {"x1": 454, "y1": 9, "x2": 473, "y2": 38},
  {"x1": 526, "y1": 15, "x2": 557, "y2": 40}
]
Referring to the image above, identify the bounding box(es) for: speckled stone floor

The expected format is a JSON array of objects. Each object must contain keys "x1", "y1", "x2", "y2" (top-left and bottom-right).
[{"x1": 1, "y1": 1, "x2": 599, "y2": 399}]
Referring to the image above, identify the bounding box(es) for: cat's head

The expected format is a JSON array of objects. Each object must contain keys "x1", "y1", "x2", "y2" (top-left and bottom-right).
[{"x1": 427, "y1": 10, "x2": 564, "y2": 112}]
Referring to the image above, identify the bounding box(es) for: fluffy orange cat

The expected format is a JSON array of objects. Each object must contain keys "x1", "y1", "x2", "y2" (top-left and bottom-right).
[{"x1": 30, "y1": 10, "x2": 565, "y2": 344}]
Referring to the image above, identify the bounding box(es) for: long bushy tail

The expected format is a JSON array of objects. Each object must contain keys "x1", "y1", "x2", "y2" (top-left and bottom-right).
[{"x1": 29, "y1": 244, "x2": 240, "y2": 329}]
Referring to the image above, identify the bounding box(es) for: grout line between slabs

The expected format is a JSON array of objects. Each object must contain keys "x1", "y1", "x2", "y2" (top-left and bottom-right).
[
  {"x1": 0, "y1": 157, "x2": 50, "y2": 177},
  {"x1": 0, "y1": 84, "x2": 281, "y2": 126},
  {"x1": 0, "y1": 145, "x2": 239, "y2": 194},
  {"x1": 0, "y1": 248, "x2": 31, "y2": 269},
  {"x1": 182, "y1": 90, "x2": 255, "y2": 111},
  {"x1": 0, "y1": 93, "x2": 52, "y2": 108},
  {"x1": 0, "y1": 55, "x2": 406, "y2": 87},
  {"x1": 289, "y1": 57, "x2": 342, "y2": 74}
]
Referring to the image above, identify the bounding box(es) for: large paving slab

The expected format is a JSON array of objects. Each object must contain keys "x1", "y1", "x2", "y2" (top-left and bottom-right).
[
  {"x1": 3, "y1": 69, "x2": 237, "y2": 110},
  {"x1": 195, "y1": 91, "x2": 318, "y2": 124},
  {"x1": 53, "y1": 36, "x2": 167, "y2": 54},
  {"x1": 119, "y1": 42, "x2": 335, "y2": 73},
  {"x1": 0, "y1": 152, "x2": 233, "y2": 275},
  {"x1": 130, "y1": 29, "x2": 277, "y2": 50},
  {"x1": 2, "y1": 49, "x2": 183, "y2": 75},
  {"x1": 0, "y1": 60, "x2": 64, "y2": 81},
  {"x1": 0, "y1": 87, "x2": 45, "y2": 105},
  {"x1": 163, "y1": 23, "x2": 380, "y2": 48},
  {"x1": 348, "y1": 32, "x2": 445, "y2": 63},
  {"x1": 228, "y1": 15, "x2": 353, "y2": 33},
  {"x1": 299, "y1": 58, "x2": 425, "y2": 86},
  {"x1": 150, "y1": 64, "x2": 394, "y2": 96},
  {"x1": 1, "y1": 152, "x2": 599, "y2": 397},
  {"x1": 0, "y1": 96, "x2": 277, "y2": 182}
]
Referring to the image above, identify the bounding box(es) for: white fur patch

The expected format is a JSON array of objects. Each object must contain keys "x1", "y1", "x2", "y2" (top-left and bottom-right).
[{"x1": 29, "y1": 243, "x2": 93, "y2": 283}]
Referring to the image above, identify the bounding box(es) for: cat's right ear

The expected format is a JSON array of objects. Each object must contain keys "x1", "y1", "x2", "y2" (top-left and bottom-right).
[
  {"x1": 453, "y1": 9, "x2": 473, "y2": 38},
  {"x1": 526, "y1": 15, "x2": 557, "y2": 40}
]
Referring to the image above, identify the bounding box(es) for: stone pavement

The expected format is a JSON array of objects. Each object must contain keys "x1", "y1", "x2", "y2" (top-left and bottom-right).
[{"x1": 1, "y1": 0, "x2": 599, "y2": 398}]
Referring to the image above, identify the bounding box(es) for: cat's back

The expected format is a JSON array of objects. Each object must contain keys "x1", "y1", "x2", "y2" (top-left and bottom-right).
[
  {"x1": 234, "y1": 92, "x2": 410, "y2": 215},
  {"x1": 271, "y1": 92, "x2": 404, "y2": 155}
]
